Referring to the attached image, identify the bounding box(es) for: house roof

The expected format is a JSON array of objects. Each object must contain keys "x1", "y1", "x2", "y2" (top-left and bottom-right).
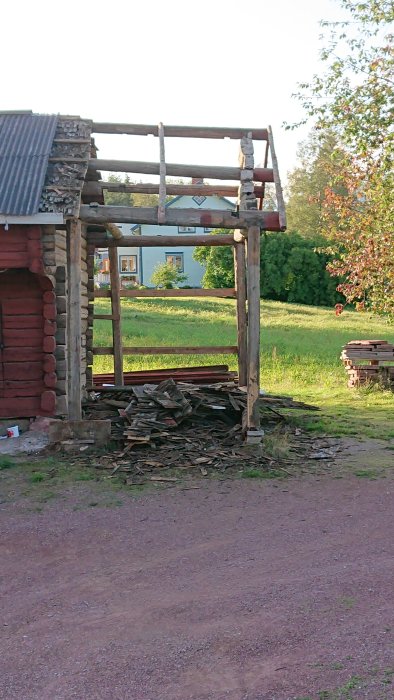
[
  {"x1": 0, "y1": 111, "x2": 93, "y2": 219},
  {"x1": 0, "y1": 112, "x2": 58, "y2": 215},
  {"x1": 130, "y1": 192, "x2": 235, "y2": 232}
]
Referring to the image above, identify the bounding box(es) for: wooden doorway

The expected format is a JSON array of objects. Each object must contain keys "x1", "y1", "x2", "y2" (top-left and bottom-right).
[{"x1": 0, "y1": 269, "x2": 51, "y2": 418}]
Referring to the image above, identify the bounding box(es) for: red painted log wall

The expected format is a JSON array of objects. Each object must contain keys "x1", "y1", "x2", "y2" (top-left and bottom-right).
[{"x1": 0, "y1": 225, "x2": 58, "y2": 418}]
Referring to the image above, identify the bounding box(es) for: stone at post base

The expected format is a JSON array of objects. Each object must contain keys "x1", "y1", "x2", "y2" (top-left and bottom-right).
[
  {"x1": 246, "y1": 429, "x2": 264, "y2": 445},
  {"x1": 48, "y1": 420, "x2": 111, "y2": 450}
]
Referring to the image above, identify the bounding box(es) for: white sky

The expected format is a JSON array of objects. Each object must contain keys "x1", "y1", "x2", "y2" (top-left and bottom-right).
[{"x1": 3, "y1": 0, "x2": 345, "y2": 182}]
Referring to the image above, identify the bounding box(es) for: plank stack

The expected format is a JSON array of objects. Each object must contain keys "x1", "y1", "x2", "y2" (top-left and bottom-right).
[{"x1": 341, "y1": 340, "x2": 394, "y2": 388}]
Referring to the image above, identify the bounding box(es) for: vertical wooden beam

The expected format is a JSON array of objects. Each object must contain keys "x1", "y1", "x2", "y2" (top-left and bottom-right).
[
  {"x1": 234, "y1": 237, "x2": 247, "y2": 387},
  {"x1": 66, "y1": 218, "x2": 82, "y2": 420},
  {"x1": 158, "y1": 122, "x2": 166, "y2": 224},
  {"x1": 86, "y1": 242, "x2": 95, "y2": 388},
  {"x1": 108, "y1": 246, "x2": 124, "y2": 385},
  {"x1": 267, "y1": 125, "x2": 286, "y2": 229},
  {"x1": 246, "y1": 225, "x2": 261, "y2": 432}
]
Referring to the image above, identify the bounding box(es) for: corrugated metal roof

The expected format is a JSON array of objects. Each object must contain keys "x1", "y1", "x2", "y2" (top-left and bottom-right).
[{"x1": 0, "y1": 112, "x2": 58, "y2": 215}]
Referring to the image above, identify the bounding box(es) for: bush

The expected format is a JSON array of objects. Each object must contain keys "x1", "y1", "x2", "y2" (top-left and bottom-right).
[
  {"x1": 194, "y1": 230, "x2": 344, "y2": 306},
  {"x1": 150, "y1": 262, "x2": 188, "y2": 289}
]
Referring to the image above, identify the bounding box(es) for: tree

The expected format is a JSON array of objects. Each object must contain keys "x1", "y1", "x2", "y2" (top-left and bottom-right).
[
  {"x1": 286, "y1": 131, "x2": 345, "y2": 237},
  {"x1": 194, "y1": 230, "x2": 343, "y2": 306},
  {"x1": 150, "y1": 262, "x2": 188, "y2": 289},
  {"x1": 104, "y1": 174, "x2": 160, "y2": 207},
  {"x1": 289, "y1": 0, "x2": 394, "y2": 316}
]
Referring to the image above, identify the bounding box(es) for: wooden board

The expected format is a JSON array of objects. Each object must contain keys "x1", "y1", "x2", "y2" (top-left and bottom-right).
[
  {"x1": 81, "y1": 206, "x2": 281, "y2": 230},
  {"x1": 93, "y1": 346, "x2": 238, "y2": 356},
  {"x1": 94, "y1": 288, "x2": 236, "y2": 299}
]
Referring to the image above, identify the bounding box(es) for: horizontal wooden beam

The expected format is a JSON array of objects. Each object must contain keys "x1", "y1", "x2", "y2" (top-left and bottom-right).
[
  {"x1": 93, "y1": 313, "x2": 117, "y2": 319},
  {"x1": 80, "y1": 206, "x2": 282, "y2": 231},
  {"x1": 94, "y1": 288, "x2": 236, "y2": 299},
  {"x1": 91, "y1": 123, "x2": 268, "y2": 140},
  {"x1": 88, "y1": 233, "x2": 236, "y2": 247},
  {"x1": 93, "y1": 345, "x2": 238, "y2": 356},
  {"x1": 83, "y1": 181, "x2": 265, "y2": 198},
  {"x1": 88, "y1": 159, "x2": 274, "y2": 183}
]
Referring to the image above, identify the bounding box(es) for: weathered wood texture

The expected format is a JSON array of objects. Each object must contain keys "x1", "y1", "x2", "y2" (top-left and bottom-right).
[
  {"x1": 108, "y1": 247, "x2": 124, "y2": 385},
  {"x1": 94, "y1": 288, "x2": 236, "y2": 299},
  {"x1": 89, "y1": 233, "x2": 235, "y2": 247},
  {"x1": 234, "y1": 241, "x2": 247, "y2": 387},
  {"x1": 158, "y1": 122, "x2": 166, "y2": 224},
  {"x1": 91, "y1": 123, "x2": 268, "y2": 140},
  {"x1": 88, "y1": 159, "x2": 273, "y2": 183},
  {"x1": 84, "y1": 181, "x2": 266, "y2": 198},
  {"x1": 105, "y1": 223, "x2": 123, "y2": 239},
  {"x1": 81, "y1": 206, "x2": 281, "y2": 230},
  {"x1": 267, "y1": 126, "x2": 286, "y2": 230},
  {"x1": 66, "y1": 219, "x2": 82, "y2": 419},
  {"x1": 246, "y1": 226, "x2": 261, "y2": 430},
  {"x1": 93, "y1": 346, "x2": 238, "y2": 356}
]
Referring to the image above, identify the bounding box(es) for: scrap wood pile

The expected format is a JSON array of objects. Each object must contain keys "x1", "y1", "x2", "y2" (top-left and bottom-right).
[
  {"x1": 341, "y1": 340, "x2": 394, "y2": 388},
  {"x1": 83, "y1": 379, "x2": 318, "y2": 476}
]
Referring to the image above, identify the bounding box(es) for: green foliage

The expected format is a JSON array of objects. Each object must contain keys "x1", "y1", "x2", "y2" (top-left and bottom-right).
[
  {"x1": 104, "y1": 174, "x2": 160, "y2": 207},
  {"x1": 194, "y1": 230, "x2": 343, "y2": 306},
  {"x1": 286, "y1": 132, "x2": 346, "y2": 238},
  {"x1": 150, "y1": 261, "x2": 188, "y2": 289},
  {"x1": 0, "y1": 456, "x2": 15, "y2": 470},
  {"x1": 289, "y1": 0, "x2": 394, "y2": 317}
]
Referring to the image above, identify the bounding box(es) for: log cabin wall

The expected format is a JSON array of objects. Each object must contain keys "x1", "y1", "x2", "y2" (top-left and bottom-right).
[
  {"x1": 0, "y1": 224, "x2": 57, "y2": 417},
  {"x1": 42, "y1": 224, "x2": 89, "y2": 415},
  {"x1": 0, "y1": 223, "x2": 88, "y2": 418}
]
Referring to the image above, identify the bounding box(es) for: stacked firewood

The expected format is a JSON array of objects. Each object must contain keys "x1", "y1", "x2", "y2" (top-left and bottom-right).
[{"x1": 341, "y1": 340, "x2": 394, "y2": 388}]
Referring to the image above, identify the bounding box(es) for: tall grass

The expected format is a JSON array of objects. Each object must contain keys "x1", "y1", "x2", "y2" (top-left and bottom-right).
[{"x1": 93, "y1": 298, "x2": 394, "y2": 439}]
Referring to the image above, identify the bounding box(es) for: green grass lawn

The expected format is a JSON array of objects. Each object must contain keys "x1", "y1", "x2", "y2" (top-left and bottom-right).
[{"x1": 93, "y1": 298, "x2": 394, "y2": 440}]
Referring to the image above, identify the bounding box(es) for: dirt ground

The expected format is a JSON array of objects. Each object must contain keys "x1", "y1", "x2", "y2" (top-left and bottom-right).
[{"x1": 1, "y1": 442, "x2": 393, "y2": 700}]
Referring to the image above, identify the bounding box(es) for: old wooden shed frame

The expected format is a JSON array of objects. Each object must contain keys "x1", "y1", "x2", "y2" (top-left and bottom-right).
[
  {"x1": 0, "y1": 114, "x2": 285, "y2": 437},
  {"x1": 81, "y1": 122, "x2": 286, "y2": 437}
]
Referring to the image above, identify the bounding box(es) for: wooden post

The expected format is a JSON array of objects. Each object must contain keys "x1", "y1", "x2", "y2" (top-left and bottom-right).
[
  {"x1": 246, "y1": 226, "x2": 261, "y2": 433},
  {"x1": 234, "y1": 237, "x2": 247, "y2": 387},
  {"x1": 66, "y1": 219, "x2": 82, "y2": 420},
  {"x1": 108, "y1": 246, "x2": 124, "y2": 385},
  {"x1": 158, "y1": 122, "x2": 166, "y2": 224}
]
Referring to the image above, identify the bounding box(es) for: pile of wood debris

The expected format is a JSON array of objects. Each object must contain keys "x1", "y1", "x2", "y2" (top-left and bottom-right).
[{"x1": 82, "y1": 379, "x2": 318, "y2": 477}]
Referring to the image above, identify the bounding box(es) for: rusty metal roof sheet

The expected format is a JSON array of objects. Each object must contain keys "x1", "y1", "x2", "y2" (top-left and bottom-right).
[{"x1": 0, "y1": 112, "x2": 58, "y2": 215}]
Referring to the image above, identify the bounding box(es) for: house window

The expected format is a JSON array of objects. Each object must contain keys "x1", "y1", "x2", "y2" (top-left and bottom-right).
[
  {"x1": 101, "y1": 258, "x2": 110, "y2": 273},
  {"x1": 178, "y1": 226, "x2": 196, "y2": 233},
  {"x1": 165, "y1": 253, "x2": 184, "y2": 272},
  {"x1": 119, "y1": 255, "x2": 138, "y2": 273}
]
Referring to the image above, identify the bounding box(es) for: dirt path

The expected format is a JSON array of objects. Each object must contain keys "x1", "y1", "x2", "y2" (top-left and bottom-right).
[{"x1": 1, "y1": 464, "x2": 393, "y2": 700}]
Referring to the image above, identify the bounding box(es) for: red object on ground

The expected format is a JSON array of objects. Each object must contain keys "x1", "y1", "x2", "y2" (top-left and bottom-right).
[{"x1": 335, "y1": 303, "x2": 344, "y2": 316}]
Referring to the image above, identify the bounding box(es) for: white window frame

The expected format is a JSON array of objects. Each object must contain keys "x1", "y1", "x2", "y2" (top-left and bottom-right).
[
  {"x1": 119, "y1": 255, "x2": 138, "y2": 273},
  {"x1": 165, "y1": 252, "x2": 184, "y2": 272}
]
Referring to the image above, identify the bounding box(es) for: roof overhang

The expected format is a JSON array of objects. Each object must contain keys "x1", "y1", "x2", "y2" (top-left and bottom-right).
[{"x1": 0, "y1": 213, "x2": 64, "y2": 225}]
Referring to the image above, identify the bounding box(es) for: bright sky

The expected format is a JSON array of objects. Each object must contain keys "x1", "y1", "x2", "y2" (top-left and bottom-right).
[{"x1": 3, "y1": 0, "x2": 345, "y2": 182}]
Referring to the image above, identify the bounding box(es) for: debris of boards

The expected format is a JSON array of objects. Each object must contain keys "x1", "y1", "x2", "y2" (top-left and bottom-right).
[
  {"x1": 341, "y1": 340, "x2": 394, "y2": 388},
  {"x1": 82, "y1": 379, "x2": 318, "y2": 474}
]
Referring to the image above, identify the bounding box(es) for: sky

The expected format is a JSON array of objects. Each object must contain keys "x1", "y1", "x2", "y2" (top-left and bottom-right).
[{"x1": 2, "y1": 0, "x2": 346, "y2": 184}]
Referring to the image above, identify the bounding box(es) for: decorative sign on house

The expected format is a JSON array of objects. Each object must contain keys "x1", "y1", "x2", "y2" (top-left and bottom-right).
[{"x1": 0, "y1": 113, "x2": 285, "y2": 437}]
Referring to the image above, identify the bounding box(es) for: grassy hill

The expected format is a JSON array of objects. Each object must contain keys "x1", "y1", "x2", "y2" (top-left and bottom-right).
[{"x1": 93, "y1": 298, "x2": 394, "y2": 440}]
